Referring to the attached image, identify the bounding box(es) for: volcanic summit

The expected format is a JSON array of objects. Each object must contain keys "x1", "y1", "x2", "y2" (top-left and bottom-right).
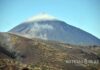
[{"x1": 9, "y1": 13, "x2": 100, "y2": 46}]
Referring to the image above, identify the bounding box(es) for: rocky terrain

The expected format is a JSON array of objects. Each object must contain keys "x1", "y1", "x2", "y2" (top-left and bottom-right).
[{"x1": 0, "y1": 32, "x2": 100, "y2": 70}]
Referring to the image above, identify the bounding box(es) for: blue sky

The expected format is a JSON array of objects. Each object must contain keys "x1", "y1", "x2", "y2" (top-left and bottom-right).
[{"x1": 0, "y1": 0, "x2": 100, "y2": 38}]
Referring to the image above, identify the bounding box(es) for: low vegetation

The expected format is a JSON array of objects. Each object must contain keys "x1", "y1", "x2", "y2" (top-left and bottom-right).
[{"x1": 0, "y1": 32, "x2": 100, "y2": 70}]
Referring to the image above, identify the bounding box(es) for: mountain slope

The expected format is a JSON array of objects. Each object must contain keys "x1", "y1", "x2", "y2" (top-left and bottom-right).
[
  {"x1": 0, "y1": 32, "x2": 100, "y2": 70},
  {"x1": 9, "y1": 14, "x2": 100, "y2": 46}
]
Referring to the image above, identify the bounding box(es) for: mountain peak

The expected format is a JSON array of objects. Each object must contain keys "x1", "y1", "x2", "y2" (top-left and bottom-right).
[{"x1": 25, "y1": 13, "x2": 56, "y2": 22}]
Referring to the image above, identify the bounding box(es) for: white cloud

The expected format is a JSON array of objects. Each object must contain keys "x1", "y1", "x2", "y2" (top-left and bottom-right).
[{"x1": 25, "y1": 13, "x2": 56, "y2": 22}]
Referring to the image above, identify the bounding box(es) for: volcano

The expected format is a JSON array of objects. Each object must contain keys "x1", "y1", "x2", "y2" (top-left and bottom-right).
[
  {"x1": 9, "y1": 13, "x2": 100, "y2": 46},
  {"x1": 0, "y1": 14, "x2": 100, "y2": 70}
]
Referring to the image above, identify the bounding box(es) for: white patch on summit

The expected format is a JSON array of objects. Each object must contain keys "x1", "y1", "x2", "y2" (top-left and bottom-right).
[
  {"x1": 28, "y1": 23, "x2": 54, "y2": 33},
  {"x1": 25, "y1": 13, "x2": 56, "y2": 22}
]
